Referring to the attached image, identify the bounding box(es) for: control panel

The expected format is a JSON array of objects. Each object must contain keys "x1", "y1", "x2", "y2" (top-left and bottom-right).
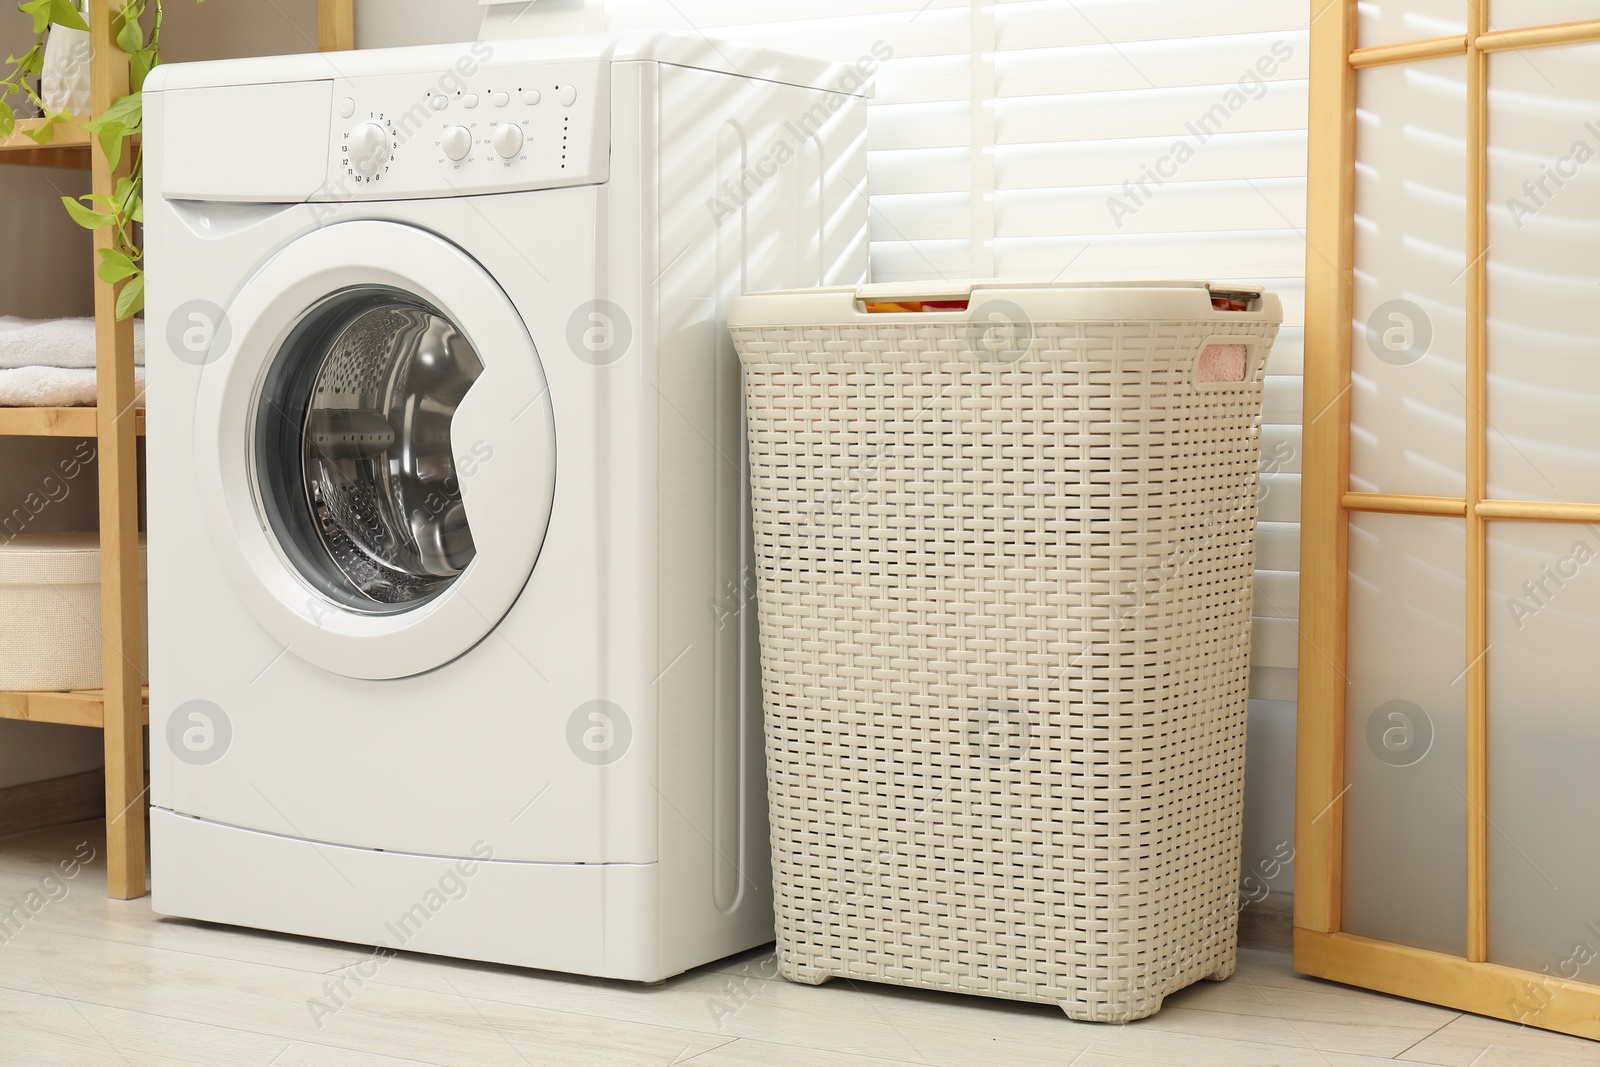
[{"x1": 314, "y1": 58, "x2": 609, "y2": 202}]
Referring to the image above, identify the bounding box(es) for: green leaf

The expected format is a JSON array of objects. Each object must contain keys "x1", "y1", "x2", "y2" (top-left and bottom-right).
[
  {"x1": 60, "y1": 196, "x2": 115, "y2": 230},
  {"x1": 84, "y1": 92, "x2": 142, "y2": 133},
  {"x1": 128, "y1": 50, "x2": 155, "y2": 94},
  {"x1": 5, "y1": 46, "x2": 45, "y2": 75},
  {"x1": 22, "y1": 110, "x2": 64, "y2": 145},
  {"x1": 97, "y1": 249, "x2": 139, "y2": 284},
  {"x1": 47, "y1": 0, "x2": 89, "y2": 32},
  {"x1": 20, "y1": 0, "x2": 53, "y2": 35},
  {"x1": 97, "y1": 119, "x2": 125, "y2": 170},
  {"x1": 116, "y1": 14, "x2": 144, "y2": 56},
  {"x1": 0, "y1": 100, "x2": 13, "y2": 140},
  {"x1": 114, "y1": 176, "x2": 142, "y2": 222},
  {"x1": 83, "y1": 95, "x2": 140, "y2": 167},
  {"x1": 115, "y1": 271, "x2": 145, "y2": 320}
]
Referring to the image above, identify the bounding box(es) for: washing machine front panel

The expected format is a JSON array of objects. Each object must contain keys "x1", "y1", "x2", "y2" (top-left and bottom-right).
[
  {"x1": 150, "y1": 191, "x2": 645, "y2": 867},
  {"x1": 194, "y1": 221, "x2": 558, "y2": 680}
]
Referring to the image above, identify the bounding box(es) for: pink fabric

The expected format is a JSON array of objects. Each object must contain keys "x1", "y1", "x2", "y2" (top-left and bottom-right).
[{"x1": 1197, "y1": 343, "x2": 1249, "y2": 383}]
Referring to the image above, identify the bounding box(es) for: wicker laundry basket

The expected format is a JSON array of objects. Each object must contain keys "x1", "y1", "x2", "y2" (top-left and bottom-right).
[
  {"x1": 0, "y1": 531, "x2": 149, "y2": 691},
  {"x1": 730, "y1": 281, "x2": 1282, "y2": 1022}
]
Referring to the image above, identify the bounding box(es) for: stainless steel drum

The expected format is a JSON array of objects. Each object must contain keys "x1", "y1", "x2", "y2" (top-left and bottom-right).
[{"x1": 255, "y1": 289, "x2": 484, "y2": 612}]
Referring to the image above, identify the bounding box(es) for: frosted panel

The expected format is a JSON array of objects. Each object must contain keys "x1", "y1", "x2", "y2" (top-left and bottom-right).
[
  {"x1": 1488, "y1": 523, "x2": 1600, "y2": 988},
  {"x1": 1486, "y1": 45, "x2": 1600, "y2": 503},
  {"x1": 1343, "y1": 513, "x2": 1467, "y2": 957},
  {"x1": 1491, "y1": 2, "x2": 1600, "y2": 28},
  {"x1": 1351, "y1": 59, "x2": 1468, "y2": 498},
  {"x1": 1357, "y1": 1, "x2": 1465, "y2": 49}
]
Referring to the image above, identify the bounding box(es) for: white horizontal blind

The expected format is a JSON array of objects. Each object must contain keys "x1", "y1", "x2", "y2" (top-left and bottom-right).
[{"x1": 606, "y1": 0, "x2": 1307, "y2": 700}]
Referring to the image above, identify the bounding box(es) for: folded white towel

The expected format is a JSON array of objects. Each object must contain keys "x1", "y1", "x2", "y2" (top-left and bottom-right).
[
  {"x1": 0, "y1": 316, "x2": 145, "y2": 370},
  {"x1": 0, "y1": 365, "x2": 146, "y2": 407}
]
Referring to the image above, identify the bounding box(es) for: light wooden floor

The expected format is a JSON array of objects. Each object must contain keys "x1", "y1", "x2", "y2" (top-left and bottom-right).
[{"x1": 1, "y1": 822, "x2": 1595, "y2": 1067}]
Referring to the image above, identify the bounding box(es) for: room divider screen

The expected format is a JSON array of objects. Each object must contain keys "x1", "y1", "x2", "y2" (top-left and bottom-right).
[{"x1": 1298, "y1": 0, "x2": 1600, "y2": 1039}]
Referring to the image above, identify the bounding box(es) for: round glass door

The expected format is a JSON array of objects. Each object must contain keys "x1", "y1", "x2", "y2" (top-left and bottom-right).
[{"x1": 255, "y1": 286, "x2": 485, "y2": 614}]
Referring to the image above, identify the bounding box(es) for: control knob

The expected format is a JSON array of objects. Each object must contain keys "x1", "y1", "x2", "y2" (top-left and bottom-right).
[
  {"x1": 347, "y1": 122, "x2": 392, "y2": 176},
  {"x1": 493, "y1": 123, "x2": 525, "y2": 160},
  {"x1": 441, "y1": 125, "x2": 472, "y2": 162}
]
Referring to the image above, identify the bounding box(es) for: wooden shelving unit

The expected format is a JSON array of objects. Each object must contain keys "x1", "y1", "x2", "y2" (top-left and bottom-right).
[
  {"x1": 0, "y1": 688, "x2": 150, "y2": 728},
  {"x1": 0, "y1": 117, "x2": 93, "y2": 168},
  {"x1": 0, "y1": 407, "x2": 145, "y2": 436},
  {"x1": 0, "y1": 0, "x2": 353, "y2": 900}
]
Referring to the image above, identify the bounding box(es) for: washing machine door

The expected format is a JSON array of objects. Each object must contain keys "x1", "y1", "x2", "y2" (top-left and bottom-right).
[{"x1": 194, "y1": 221, "x2": 556, "y2": 679}]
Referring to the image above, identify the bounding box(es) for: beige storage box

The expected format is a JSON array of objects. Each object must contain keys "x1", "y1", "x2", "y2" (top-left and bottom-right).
[
  {"x1": 0, "y1": 531, "x2": 148, "y2": 691},
  {"x1": 731, "y1": 281, "x2": 1282, "y2": 1023}
]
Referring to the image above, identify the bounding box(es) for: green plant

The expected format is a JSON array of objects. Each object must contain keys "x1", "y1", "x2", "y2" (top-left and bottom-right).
[{"x1": 0, "y1": 0, "x2": 204, "y2": 319}]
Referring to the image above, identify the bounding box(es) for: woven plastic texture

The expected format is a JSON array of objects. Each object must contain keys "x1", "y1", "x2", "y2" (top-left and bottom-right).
[{"x1": 734, "y1": 313, "x2": 1278, "y2": 1022}]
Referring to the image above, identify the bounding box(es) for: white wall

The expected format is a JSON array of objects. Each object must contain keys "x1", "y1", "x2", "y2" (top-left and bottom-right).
[{"x1": 1243, "y1": 700, "x2": 1296, "y2": 897}]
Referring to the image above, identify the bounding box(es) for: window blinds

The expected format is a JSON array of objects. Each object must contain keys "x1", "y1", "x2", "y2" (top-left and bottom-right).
[{"x1": 606, "y1": 0, "x2": 1308, "y2": 700}]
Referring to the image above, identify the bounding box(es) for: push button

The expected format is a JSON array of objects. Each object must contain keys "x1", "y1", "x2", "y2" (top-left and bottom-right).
[
  {"x1": 462, "y1": 93, "x2": 480, "y2": 109},
  {"x1": 557, "y1": 84, "x2": 577, "y2": 107},
  {"x1": 491, "y1": 91, "x2": 510, "y2": 107},
  {"x1": 428, "y1": 95, "x2": 449, "y2": 111},
  {"x1": 523, "y1": 90, "x2": 542, "y2": 106}
]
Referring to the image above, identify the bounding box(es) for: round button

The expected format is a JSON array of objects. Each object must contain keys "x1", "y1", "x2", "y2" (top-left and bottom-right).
[
  {"x1": 491, "y1": 91, "x2": 510, "y2": 108},
  {"x1": 462, "y1": 93, "x2": 480, "y2": 109},
  {"x1": 339, "y1": 98, "x2": 356, "y2": 119},
  {"x1": 428, "y1": 95, "x2": 448, "y2": 112},
  {"x1": 493, "y1": 123, "x2": 525, "y2": 160},
  {"x1": 346, "y1": 122, "x2": 391, "y2": 176},
  {"x1": 441, "y1": 125, "x2": 472, "y2": 162},
  {"x1": 558, "y1": 84, "x2": 578, "y2": 107},
  {"x1": 523, "y1": 90, "x2": 542, "y2": 106}
]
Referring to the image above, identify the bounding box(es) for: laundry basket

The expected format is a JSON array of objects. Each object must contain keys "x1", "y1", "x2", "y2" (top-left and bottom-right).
[{"x1": 730, "y1": 281, "x2": 1282, "y2": 1022}]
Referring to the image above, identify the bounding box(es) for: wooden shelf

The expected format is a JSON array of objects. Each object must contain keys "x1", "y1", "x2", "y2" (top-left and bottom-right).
[
  {"x1": 0, "y1": 407, "x2": 145, "y2": 438},
  {"x1": 0, "y1": 688, "x2": 150, "y2": 729},
  {"x1": 0, "y1": 117, "x2": 93, "y2": 170}
]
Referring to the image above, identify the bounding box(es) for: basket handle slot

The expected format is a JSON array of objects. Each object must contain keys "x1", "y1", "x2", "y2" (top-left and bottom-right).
[
  {"x1": 1195, "y1": 334, "x2": 1272, "y2": 385},
  {"x1": 1208, "y1": 288, "x2": 1263, "y2": 312},
  {"x1": 858, "y1": 297, "x2": 972, "y2": 314}
]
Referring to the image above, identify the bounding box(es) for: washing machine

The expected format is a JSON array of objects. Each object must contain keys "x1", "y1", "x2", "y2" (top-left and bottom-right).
[{"x1": 144, "y1": 33, "x2": 869, "y2": 981}]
